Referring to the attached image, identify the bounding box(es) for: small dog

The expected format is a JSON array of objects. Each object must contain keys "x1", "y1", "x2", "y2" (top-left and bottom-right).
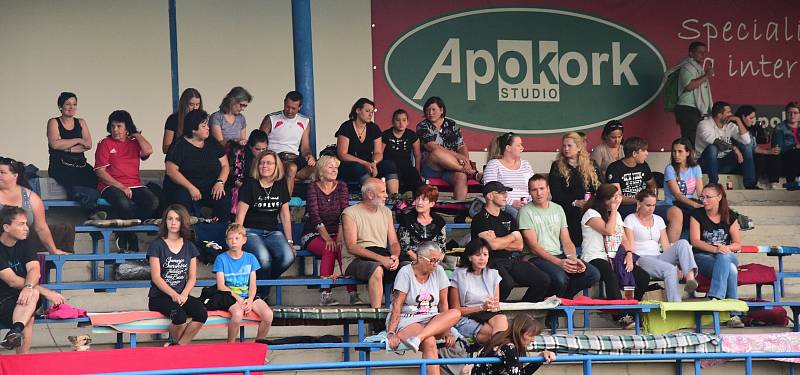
[{"x1": 67, "y1": 335, "x2": 92, "y2": 351}]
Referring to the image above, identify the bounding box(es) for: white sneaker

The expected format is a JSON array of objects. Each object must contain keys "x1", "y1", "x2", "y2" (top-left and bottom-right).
[
  {"x1": 402, "y1": 336, "x2": 421, "y2": 352},
  {"x1": 771, "y1": 182, "x2": 783, "y2": 190},
  {"x1": 320, "y1": 291, "x2": 340, "y2": 306},
  {"x1": 727, "y1": 316, "x2": 745, "y2": 328},
  {"x1": 618, "y1": 315, "x2": 636, "y2": 330}
]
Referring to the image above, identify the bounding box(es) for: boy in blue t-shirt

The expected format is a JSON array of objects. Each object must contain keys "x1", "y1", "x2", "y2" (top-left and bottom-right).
[{"x1": 212, "y1": 223, "x2": 274, "y2": 343}]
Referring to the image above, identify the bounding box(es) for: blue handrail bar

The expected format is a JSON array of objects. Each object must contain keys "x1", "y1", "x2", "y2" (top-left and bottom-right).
[{"x1": 90, "y1": 351, "x2": 800, "y2": 375}]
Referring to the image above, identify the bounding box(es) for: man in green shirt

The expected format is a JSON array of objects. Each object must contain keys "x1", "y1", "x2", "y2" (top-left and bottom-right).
[
  {"x1": 518, "y1": 174, "x2": 599, "y2": 298},
  {"x1": 674, "y1": 41, "x2": 714, "y2": 147}
]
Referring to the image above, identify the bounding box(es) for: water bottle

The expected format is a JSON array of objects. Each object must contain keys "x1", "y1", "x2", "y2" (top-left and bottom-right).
[{"x1": 725, "y1": 176, "x2": 734, "y2": 190}]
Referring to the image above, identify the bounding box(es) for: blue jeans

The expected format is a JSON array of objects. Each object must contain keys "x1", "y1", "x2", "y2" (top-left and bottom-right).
[
  {"x1": 693, "y1": 251, "x2": 738, "y2": 299},
  {"x1": 529, "y1": 254, "x2": 600, "y2": 298},
  {"x1": 699, "y1": 143, "x2": 756, "y2": 187},
  {"x1": 338, "y1": 160, "x2": 398, "y2": 184},
  {"x1": 244, "y1": 228, "x2": 295, "y2": 297}
]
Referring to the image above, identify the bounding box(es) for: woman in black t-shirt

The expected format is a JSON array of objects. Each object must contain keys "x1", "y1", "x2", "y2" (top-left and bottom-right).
[
  {"x1": 162, "y1": 88, "x2": 202, "y2": 154},
  {"x1": 235, "y1": 150, "x2": 294, "y2": 298},
  {"x1": 165, "y1": 109, "x2": 231, "y2": 221},
  {"x1": 147, "y1": 204, "x2": 207, "y2": 345},
  {"x1": 335, "y1": 98, "x2": 399, "y2": 192},
  {"x1": 689, "y1": 183, "x2": 744, "y2": 327}
]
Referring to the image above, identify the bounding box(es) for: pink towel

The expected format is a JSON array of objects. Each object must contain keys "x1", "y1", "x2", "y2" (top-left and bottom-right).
[{"x1": 44, "y1": 303, "x2": 88, "y2": 319}]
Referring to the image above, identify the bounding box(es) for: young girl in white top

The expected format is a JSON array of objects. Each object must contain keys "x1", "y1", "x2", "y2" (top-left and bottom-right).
[{"x1": 624, "y1": 190, "x2": 698, "y2": 302}]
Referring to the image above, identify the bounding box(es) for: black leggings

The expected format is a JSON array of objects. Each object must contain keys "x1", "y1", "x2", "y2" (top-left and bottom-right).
[
  {"x1": 490, "y1": 257, "x2": 551, "y2": 303},
  {"x1": 102, "y1": 186, "x2": 159, "y2": 220},
  {"x1": 589, "y1": 259, "x2": 649, "y2": 301},
  {"x1": 149, "y1": 295, "x2": 208, "y2": 325}
]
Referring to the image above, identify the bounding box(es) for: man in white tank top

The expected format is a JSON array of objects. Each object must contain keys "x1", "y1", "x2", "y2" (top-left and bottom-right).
[{"x1": 260, "y1": 91, "x2": 316, "y2": 194}]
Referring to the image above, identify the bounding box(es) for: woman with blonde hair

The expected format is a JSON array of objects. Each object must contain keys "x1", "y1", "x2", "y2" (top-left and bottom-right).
[
  {"x1": 483, "y1": 132, "x2": 533, "y2": 218},
  {"x1": 300, "y1": 155, "x2": 358, "y2": 305},
  {"x1": 235, "y1": 150, "x2": 293, "y2": 299},
  {"x1": 548, "y1": 132, "x2": 601, "y2": 245}
]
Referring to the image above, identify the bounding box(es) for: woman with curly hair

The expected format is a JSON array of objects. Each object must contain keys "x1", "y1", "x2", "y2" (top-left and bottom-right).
[{"x1": 548, "y1": 132, "x2": 601, "y2": 245}]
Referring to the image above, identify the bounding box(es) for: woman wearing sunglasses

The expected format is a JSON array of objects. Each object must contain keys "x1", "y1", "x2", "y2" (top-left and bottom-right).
[{"x1": 386, "y1": 242, "x2": 460, "y2": 375}]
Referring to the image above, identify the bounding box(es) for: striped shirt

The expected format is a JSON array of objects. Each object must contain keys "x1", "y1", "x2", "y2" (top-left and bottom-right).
[{"x1": 482, "y1": 159, "x2": 533, "y2": 205}]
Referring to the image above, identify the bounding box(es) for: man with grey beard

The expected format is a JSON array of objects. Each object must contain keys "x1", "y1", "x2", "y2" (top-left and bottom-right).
[{"x1": 343, "y1": 178, "x2": 403, "y2": 307}]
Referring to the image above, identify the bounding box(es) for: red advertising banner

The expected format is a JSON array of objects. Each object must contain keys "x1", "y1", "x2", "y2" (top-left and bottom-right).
[{"x1": 371, "y1": 0, "x2": 800, "y2": 151}]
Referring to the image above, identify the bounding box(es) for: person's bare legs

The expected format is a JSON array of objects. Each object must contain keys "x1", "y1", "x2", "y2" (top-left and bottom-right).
[
  {"x1": 170, "y1": 323, "x2": 187, "y2": 344},
  {"x1": 386, "y1": 178, "x2": 400, "y2": 195},
  {"x1": 17, "y1": 316, "x2": 34, "y2": 354},
  {"x1": 474, "y1": 314, "x2": 508, "y2": 344},
  {"x1": 177, "y1": 321, "x2": 204, "y2": 345},
  {"x1": 252, "y1": 299, "x2": 273, "y2": 341},
  {"x1": 227, "y1": 303, "x2": 244, "y2": 343},
  {"x1": 447, "y1": 172, "x2": 468, "y2": 200},
  {"x1": 426, "y1": 149, "x2": 463, "y2": 172},
  {"x1": 398, "y1": 309, "x2": 460, "y2": 342},
  {"x1": 296, "y1": 165, "x2": 314, "y2": 181},
  {"x1": 397, "y1": 310, "x2": 461, "y2": 375},
  {"x1": 667, "y1": 206, "x2": 683, "y2": 243},
  {"x1": 12, "y1": 293, "x2": 38, "y2": 354},
  {"x1": 284, "y1": 161, "x2": 298, "y2": 195},
  {"x1": 368, "y1": 266, "x2": 385, "y2": 308}
]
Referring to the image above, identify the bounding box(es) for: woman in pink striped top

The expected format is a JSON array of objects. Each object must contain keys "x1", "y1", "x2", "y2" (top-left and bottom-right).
[{"x1": 483, "y1": 133, "x2": 533, "y2": 218}]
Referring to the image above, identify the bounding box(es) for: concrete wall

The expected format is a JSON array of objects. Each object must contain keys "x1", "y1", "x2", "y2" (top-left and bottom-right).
[
  {"x1": 0, "y1": 0, "x2": 678, "y2": 175},
  {"x1": 0, "y1": 0, "x2": 372, "y2": 170}
]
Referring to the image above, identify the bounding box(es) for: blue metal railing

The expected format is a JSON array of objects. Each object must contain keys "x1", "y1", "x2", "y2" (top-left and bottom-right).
[{"x1": 90, "y1": 351, "x2": 800, "y2": 375}]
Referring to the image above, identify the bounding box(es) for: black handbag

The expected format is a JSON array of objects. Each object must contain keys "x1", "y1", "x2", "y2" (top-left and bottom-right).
[{"x1": 199, "y1": 286, "x2": 237, "y2": 311}]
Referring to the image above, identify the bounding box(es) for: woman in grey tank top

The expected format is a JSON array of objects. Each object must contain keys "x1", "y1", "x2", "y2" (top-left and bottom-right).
[{"x1": 0, "y1": 158, "x2": 71, "y2": 254}]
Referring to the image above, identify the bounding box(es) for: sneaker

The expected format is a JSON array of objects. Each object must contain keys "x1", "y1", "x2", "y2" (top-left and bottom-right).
[
  {"x1": 684, "y1": 279, "x2": 699, "y2": 294},
  {"x1": 771, "y1": 182, "x2": 784, "y2": 190},
  {"x1": 618, "y1": 314, "x2": 636, "y2": 330},
  {"x1": 349, "y1": 292, "x2": 366, "y2": 305},
  {"x1": 738, "y1": 214, "x2": 755, "y2": 231},
  {"x1": 401, "y1": 336, "x2": 421, "y2": 352},
  {"x1": 114, "y1": 234, "x2": 128, "y2": 252},
  {"x1": 727, "y1": 315, "x2": 745, "y2": 328},
  {"x1": 1, "y1": 328, "x2": 22, "y2": 350},
  {"x1": 320, "y1": 291, "x2": 340, "y2": 306},
  {"x1": 89, "y1": 210, "x2": 108, "y2": 221}
]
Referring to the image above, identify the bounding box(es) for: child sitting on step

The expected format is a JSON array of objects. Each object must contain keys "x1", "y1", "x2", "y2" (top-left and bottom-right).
[{"x1": 212, "y1": 223, "x2": 274, "y2": 343}]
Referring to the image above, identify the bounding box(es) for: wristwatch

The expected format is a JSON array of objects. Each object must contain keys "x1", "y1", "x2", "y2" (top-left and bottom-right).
[{"x1": 24, "y1": 283, "x2": 33, "y2": 289}]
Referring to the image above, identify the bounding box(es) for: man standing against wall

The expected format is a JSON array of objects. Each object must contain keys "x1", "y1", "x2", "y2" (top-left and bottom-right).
[
  {"x1": 260, "y1": 91, "x2": 316, "y2": 194},
  {"x1": 674, "y1": 41, "x2": 713, "y2": 147}
]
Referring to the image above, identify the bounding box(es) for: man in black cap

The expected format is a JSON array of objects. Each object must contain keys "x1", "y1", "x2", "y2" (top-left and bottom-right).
[{"x1": 471, "y1": 181, "x2": 550, "y2": 302}]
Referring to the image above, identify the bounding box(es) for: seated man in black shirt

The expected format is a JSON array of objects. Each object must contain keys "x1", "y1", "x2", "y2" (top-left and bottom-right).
[
  {"x1": 471, "y1": 181, "x2": 550, "y2": 302},
  {"x1": 605, "y1": 137, "x2": 659, "y2": 219},
  {"x1": 0, "y1": 206, "x2": 65, "y2": 353}
]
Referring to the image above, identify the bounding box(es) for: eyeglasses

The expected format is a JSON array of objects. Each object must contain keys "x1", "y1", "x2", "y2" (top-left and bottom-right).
[
  {"x1": 418, "y1": 255, "x2": 441, "y2": 265},
  {"x1": 699, "y1": 194, "x2": 719, "y2": 200}
]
